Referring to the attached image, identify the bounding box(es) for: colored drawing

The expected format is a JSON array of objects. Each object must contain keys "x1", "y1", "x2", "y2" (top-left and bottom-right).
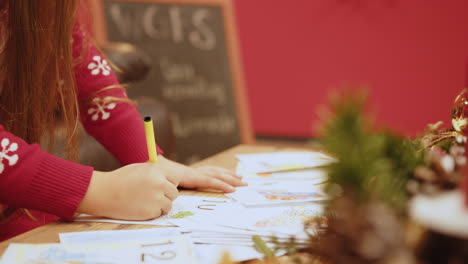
[
  {"x1": 259, "y1": 162, "x2": 307, "y2": 172},
  {"x1": 254, "y1": 206, "x2": 318, "y2": 228},
  {"x1": 257, "y1": 172, "x2": 272, "y2": 178},
  {"x1": 271, "y1": 164, "x2": 307, "y2": 171},
  {"x1": 32, "y1": 261, "x2": 86, "y2": 264},
  {"x1": 236, "y1": 152, "x2": 334, "y2": 174},
  {"x1": 38, "y1": 247, "x2": 88, "y2": 262},
  {"x1": 170, "y1": 211, "x2": 194, "y2": 219},
  {"x1": 258, "y1": 190, "x2": 324, "y2": 201}
]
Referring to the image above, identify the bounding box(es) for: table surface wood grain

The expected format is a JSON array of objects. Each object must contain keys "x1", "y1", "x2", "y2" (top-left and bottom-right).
[{"x1": 0, "y1": 144, "x2": 316, "y2": 262}]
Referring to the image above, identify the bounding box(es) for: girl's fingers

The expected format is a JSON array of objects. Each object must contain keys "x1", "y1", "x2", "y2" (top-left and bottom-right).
[
  {"x1": 201, "y1": 177, "x2": 236, "y2": 193},
  {"x1": 196, "y1": 167, "x2": 247, "y2": 187},
  {"x1": 198, "y1": 166, "x2": 243, "y2": 179},
  {"x1": 160, "y1": 197, "x2": 173, "y2": 215},
  {"x1": 164, "y1": 184, "x2": 179, "y2": 201},
  {"x1": 197, "y1": 166, "x2": 244, "y2": 180},
  {"x1": 212, "y1": 172, "x2": 248, "y2": 187}
]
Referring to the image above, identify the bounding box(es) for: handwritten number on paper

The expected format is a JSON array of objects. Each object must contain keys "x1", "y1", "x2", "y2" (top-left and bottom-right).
[
  {"x1": 141, "y1": 250, "x2": 177, "y2": 262},
  {"x1": 140, "y1": 240, "x2": 173, "y2": 248},
  {"x1": 197, "y1": 199, "x2": 227, "y2": 210},
  {"x1": 197, "y1": 204, "x2": 215, "y2": 210},
  {"x1": 202, "y1": 199, "x2": 227, "y2": 203},
  {"x1": 140, "y1": 240, "x2": 176, "y2": 262}
]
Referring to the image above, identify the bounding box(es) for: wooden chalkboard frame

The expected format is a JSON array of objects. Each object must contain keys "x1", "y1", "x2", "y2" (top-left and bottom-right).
[{"x1": 90, "y1": 0, "x2": 254, "y2": 145}]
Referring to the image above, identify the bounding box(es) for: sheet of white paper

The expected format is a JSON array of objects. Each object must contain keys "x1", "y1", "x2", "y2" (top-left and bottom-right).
[
  {"x1": 226, "y1": 180, "x2": 326, "y2": 206},
  {"x1": 60, "y1": 227, "x2": 182, "y2": 244},
  {"x1": 180, "y1": 222, "x2": 258, "y2": 237},
  {"x1": 1, "y1": 235, "x2": 195, "y2": 264},
  {"x1": 0, "y1": 243, "x2": 137, "y2": 264},
  {"x1": 214, "y1": 203, "x2": 323, "y2": 237},
  {"x1": 182, "y1": 222, "x2": 264, "y2": 247},
  {"x1": 74, "y1": 196, "x2": 237, "y2": 227},
  {"x1": 237, "y1": 163, "x2": 328, "y2": 182},
  {"x1": 131, "y1": 235, "x2": 196, "y2": 264},
  {"x1": 235, "y1": 152, "x2": 334, "y2": 173},
  {"x1": 181, "y1": 223, "x2": 291, "y2": 248},
  {"x1": 59, "y1": 223, "x2": 266, "y2": 263},
  {"x1": 194, "y1": 244, "x2": 263, "y2": 264}
]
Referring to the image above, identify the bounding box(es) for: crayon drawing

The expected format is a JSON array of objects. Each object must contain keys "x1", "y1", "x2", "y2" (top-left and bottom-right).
[
  {"x1": 226, "y1": 180, "x2": 325, "y2": 206},
  {"x1": 258, "y1": 190, "x2": 324, "y2": 201},
  {"x1": 170, "y1": 211, "x2": 195, "y2": 219},
  {"x1": 254, "y1": 206, "x2": 319, "y2": 228}
]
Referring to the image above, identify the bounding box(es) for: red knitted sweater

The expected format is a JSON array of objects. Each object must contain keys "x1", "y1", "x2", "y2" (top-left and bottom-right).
[{"x1": 0, "y1": 24, "x2": 161, "y2": 241}]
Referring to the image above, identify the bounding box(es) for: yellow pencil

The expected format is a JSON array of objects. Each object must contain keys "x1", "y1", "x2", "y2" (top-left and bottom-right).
[{"x1": 143, "y1": 116, "x2": 158, "y2": 163}]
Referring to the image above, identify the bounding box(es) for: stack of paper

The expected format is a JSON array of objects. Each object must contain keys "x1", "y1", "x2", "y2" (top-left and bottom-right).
[
  {"x1": 227, "y1": 152, "x2": 332, "y2": 206},
  {"x1": 1, "y1": 234, "x2": 195, "y2": 264},
  {"x1": 226, "y1": 180, "x2": 325, "y2": 206},
  {"x1": 236, "y1": 152, "x2": 333, "y2": 175},
  {"x1": 75, "y1": 196, "x2": 239, "y2": 227},
  {"x1": 1, "y1": 151, "x2": 333, "y2": 264},
  {"x1": 72, "y1": 196, "x2": 268, "y2": 263},
  {"x1": 59, "y1": 227, "x2": 272, "y2": 264}
]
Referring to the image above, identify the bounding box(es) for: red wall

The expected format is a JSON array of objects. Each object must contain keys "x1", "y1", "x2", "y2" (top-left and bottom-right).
[{"x1": 233, "y1": 0, "x2": 468, "y2": 138}]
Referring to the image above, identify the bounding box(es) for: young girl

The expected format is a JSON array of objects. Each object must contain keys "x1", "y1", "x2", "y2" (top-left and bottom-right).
[{"x1": 0, "y1": 0, "x2": 246, "y2": 241}]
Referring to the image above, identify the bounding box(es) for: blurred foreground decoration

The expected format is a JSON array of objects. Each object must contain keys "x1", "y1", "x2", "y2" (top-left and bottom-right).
[
  {"x1": 251, "y1": 89, "x2": 468, "y2": 264},
  {"x1": 413, "y1": 89, "x2": 467, "y2": 196}
]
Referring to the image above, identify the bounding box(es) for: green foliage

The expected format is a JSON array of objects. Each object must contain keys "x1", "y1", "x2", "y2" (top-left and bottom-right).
[
  {"x1": 319, "y1": 91, "x2": 427, "y2": 212},
  {"x1": 252, "y1": 235, "x2": 275, "y2": 259}
]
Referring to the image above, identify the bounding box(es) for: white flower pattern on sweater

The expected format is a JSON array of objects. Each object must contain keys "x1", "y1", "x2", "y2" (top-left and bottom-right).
[
  {"x1": 88, "y1": 56, "x2": 111, "y2": 76},
  {"x1": 0, "y1": 138, "x2": 18, "y2": 174},
  {"x1": 87, "y1": 97, "x2": 117, "y2": 121}
]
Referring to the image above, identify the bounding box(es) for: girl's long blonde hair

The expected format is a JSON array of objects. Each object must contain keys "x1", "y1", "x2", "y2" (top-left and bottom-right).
[{"x1": 0, "y1": 0, "x2": 81, "y2": 221}]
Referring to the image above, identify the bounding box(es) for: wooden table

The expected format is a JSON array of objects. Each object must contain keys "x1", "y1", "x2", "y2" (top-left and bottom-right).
[{"x1": 0, "y1": 144, "x2": 313, "y2": 262}]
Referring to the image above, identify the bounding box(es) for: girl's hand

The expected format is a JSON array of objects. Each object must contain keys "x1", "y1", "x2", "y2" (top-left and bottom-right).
[
  {"x1": 158, "y1": 156, "x2": 247, "y2": 193},
  {"x1": 77, "y1": 163, "x2": 180, "y2": 220}
]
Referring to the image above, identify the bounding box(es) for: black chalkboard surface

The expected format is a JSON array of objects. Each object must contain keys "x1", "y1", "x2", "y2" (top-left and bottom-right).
[{"x1": 92, "y1": 0, "x2": 253, "y2": 164}]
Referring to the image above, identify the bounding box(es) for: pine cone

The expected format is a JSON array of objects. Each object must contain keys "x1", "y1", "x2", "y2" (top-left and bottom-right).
[
  {"x1": 303, "y1": 192, "x2": 415, "y2": 264},
  {"x1": 409, "y1": 146, "x2": 464, "y2": 196}
]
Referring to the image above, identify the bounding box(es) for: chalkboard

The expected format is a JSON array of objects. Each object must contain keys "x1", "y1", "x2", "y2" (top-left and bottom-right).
[{"x1": 91, "y1": 0, "x2": 254, "y2": 164}]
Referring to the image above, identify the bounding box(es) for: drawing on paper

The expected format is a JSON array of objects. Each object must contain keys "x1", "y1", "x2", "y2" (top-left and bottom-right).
[
  {"x1": 259, "y1": 162, "x2": 306, "y2": 172},
  {"x1": 170, "y1": 211, "x2": 195, "y2": 219},
  {"x1": 33, "y1": 247, "x2": 89, "y2": 263},
  {"x1": 257, "y1": 172, "x2": 272, "y2": 178},
  {"x1": 258, "y1": 190, "x2": 324, "y2": 201},
  {"x1": 255, "y1": 206, "x2": 319, "y2": 228}
]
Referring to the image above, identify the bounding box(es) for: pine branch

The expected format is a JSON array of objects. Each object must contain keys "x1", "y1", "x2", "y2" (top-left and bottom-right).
[{"x1": 319, "y1": 91, "x2": 427, "y2": 212}]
